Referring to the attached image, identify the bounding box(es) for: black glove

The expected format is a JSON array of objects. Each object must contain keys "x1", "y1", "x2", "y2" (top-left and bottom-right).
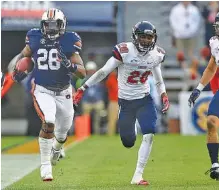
[
  {"x1": 188, "y1": 89, "x2": 201, "y2": 107},
  {"x1": 12, "y1": 69, "x2": 27, "y2": 82},
  {"x1": 55, "y1": 42, "x2": 71, "y2": 68}
]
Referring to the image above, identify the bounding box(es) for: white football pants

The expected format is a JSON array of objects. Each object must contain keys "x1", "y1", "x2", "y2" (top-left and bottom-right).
[{"x1": 32, "y1": 84, "x2": 74, "y2": 137}]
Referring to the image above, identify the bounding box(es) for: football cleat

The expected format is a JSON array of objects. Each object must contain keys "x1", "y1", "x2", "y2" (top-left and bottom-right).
[
  {"x1": 51, "y1": 147, "x2": 61, "y2": 166},
  {"x1": 131, "y1": 179, "x2": 149, "y2": 185},
  {"x1": 59, "y1": 148, "x2": 66, "y2": 159},
  {"x1": 205, "y1": 166, "x2": 219, "y2": 180},
  {"x1": 40, "y1": 164, "x2": 53, "y2": 181}
]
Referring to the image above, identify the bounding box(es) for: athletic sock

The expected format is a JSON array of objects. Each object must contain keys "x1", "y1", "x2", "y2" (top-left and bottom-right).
[
  {"x1": 39, "y1": 137, "x2": 53, "y2": 165},
  {"x1": 207, "y1": 143, "x2": 219, "y2": 165},
  {"x1": 132, "y1": 134, "x2": 153, "y2": 181}
]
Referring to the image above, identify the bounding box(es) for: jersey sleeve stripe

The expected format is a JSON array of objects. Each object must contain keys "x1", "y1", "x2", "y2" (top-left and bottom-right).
[
  {"x1": 112, "y1": 47, "x2": 122, "y2": 61},
  {"x1": 74, "y1": 45, "x2": 82, "y2": 50},
  {"x1": 25, "y1": 36, "x2": 30, "y2": 44},
  {"x1": 74, "y1": 41, "x2": 82, "y2": 50}
]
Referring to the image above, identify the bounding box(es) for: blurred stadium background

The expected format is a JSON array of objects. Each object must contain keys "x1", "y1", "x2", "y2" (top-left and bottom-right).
[
  {"x1": 1, "y1": 1, "x2": 218, "y2": 189},
  {"x1": 1, "y1": 1, "x2": 214, "y2": 136}
]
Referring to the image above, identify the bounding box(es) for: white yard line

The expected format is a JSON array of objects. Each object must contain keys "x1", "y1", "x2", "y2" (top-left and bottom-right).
[
  {"x1": 1, "y1": 137, "x2": 89, "y2": 190},
  {"x1": 1, "y1": 154, "x2": 40, "y2": 190}
]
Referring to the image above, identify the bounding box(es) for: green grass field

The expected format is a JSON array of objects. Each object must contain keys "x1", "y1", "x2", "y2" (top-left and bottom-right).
[
  {"x1": 5, "y1": 135, "x2": 219, "y2": 190},
  {"x1": 1, "y1": 136, "x2": 34, "y2": 151}
]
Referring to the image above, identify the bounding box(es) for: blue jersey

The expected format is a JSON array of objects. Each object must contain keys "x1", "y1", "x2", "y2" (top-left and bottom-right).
[{"x1": 26, "y1": 28, "x2": 82, "y2": 89}]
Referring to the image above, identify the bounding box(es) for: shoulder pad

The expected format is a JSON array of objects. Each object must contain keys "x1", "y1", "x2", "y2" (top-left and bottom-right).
[
  {"x1": 25, "y1": 29, "x2": 41, "y2": 45},
  {"x1": 156, "y1": 46, "x2": 166, "y2": 55},
  {"x1": 27, "y1": 28, "x2": 41, "y2": 36},
  {"x1": 117, "y1": 42, "x2": 129, "y2": 53},
  {"x1": 72, "y1": 32, "x2": 82, "y2": 41},
  {"x1": 209, "y1": 36, "x2": 218, "y2": 45},
  {"x1": 69, "y1": 31, "x2": 82, "y2": 51},
  {"x1": 112, "y1": 42, "x2": 129, "y2": 62}
]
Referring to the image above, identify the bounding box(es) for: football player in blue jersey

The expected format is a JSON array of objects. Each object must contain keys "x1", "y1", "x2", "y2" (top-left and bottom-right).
[{"x1": 11, "y1": 8, "x2": 86, "y2": 181}]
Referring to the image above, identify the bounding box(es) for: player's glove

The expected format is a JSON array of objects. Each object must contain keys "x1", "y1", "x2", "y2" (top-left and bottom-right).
[
  {"x1": 161, "y1": 95, "x2": 170, "y2": 113},
  {"x1": 188, "y1": 89, "x2": 201, "y2": 107},
  {"x1": 73, "y1": 88, "x2": 85, "y2": 106},
  {"x1": 11, "y1": 68, "x2": 27, "y2": 82},
  {"x1": 55, "y1": 42, "x2": 77, "y2": 73}
]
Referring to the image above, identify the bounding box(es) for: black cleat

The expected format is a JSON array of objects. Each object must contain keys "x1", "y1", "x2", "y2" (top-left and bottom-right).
[{"x1": 205, "y1": 167, "x2": 219, "y2": 180}]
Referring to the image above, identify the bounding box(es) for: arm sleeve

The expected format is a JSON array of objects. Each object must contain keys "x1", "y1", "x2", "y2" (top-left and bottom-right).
[
  {"x1": 85, "y1": 57, "x2": 120, "y2": 87},
  {"x1": 151, "y1": 64, "x2": 166, "y2": 96}
]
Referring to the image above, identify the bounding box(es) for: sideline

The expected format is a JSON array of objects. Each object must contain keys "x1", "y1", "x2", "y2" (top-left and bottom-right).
[{"x1": 1, "y1": 137, "x2": 89, "y2": 190}]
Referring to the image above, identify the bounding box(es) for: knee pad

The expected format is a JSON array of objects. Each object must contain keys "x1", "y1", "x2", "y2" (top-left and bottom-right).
[
  {"x1": 121, "y1": 135, "x2": 136, "y2": 148},
  {"x1": 42, "y1": 122, "x2": 55, "y2": 134},
  {"x1": 55, "y1": 133, "x2": 67, "y2": 143}
]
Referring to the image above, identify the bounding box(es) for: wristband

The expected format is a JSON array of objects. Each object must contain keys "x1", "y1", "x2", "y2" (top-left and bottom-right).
[
  {"x1": 197, "y1": 83, "x2": 205, "y2": 91},
  {"x1": 68, "y1": 63, "x2": 77, "y2": 73},
  {"x1": 80, "y1": 84, "x2": 89, "y2": 91}
]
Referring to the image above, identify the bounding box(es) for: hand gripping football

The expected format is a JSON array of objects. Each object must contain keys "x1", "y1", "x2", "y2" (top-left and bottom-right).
[{"x1": 16, "y1": 57, "x2": 32, "y2": 73}]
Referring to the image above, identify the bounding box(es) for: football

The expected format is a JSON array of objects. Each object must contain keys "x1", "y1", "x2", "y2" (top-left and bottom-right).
[{"x1": 16, "y1": 57, "x2": 32, "y2": 72}]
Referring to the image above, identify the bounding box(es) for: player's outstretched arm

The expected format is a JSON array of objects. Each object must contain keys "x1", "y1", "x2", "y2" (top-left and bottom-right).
[
  {"x1": 188, "y1": 56, "x2": 217, "y2": 107},
  {"x1": 73, "y1": 57, "x2": 121, "y2": 105},
  {"x1": 152, "y1": 64, "x2": 170, "y2": 113}
]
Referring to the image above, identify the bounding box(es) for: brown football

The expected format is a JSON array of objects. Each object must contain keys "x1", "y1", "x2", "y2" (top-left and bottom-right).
[{"x1": 16, "y1": 57, "x2": 32, "y2": 72}]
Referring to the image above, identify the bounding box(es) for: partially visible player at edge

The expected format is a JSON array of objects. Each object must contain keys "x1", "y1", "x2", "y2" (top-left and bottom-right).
[
  {"x1": 10, "y1": 8, "x2": 86, "y2": 181},
  {"x1": 188, "y1": 12, "x2": 219, "y2": 180},
  {"x1": 74, "y1": 21, "x2": 170, "y2": 185}
]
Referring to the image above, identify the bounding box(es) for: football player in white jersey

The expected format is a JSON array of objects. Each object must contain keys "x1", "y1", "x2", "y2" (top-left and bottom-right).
[
  {"x1": 189, "y1": 13, "x2": 219, "y2": 180},
  {"x1": 74, "y1": 21, "x2": 170, "y2": 185}
]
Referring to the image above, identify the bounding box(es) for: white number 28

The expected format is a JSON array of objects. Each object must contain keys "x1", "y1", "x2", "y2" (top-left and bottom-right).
[{"x1": 37, "y1": 48, "x2": 60, "y2": 70}]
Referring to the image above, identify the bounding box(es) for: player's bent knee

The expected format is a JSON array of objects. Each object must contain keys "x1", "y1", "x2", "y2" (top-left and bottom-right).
[
  {"x1": 207, "y1": 116, "x2": 218, "y2": 129},
  {"x1": 41, "y1": 122, "x2": 55, "y2": 135},
  {"x1": 121, "y1": 135, "x2": 136, "y2": 148},
  {"x1": 55, "y1": 134, "x2": 67, "y2": 143}
]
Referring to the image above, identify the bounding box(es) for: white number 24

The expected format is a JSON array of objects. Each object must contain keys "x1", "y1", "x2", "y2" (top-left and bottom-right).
[{"x1": 37, "y1": 48, "x2": 60, "y2": 70}]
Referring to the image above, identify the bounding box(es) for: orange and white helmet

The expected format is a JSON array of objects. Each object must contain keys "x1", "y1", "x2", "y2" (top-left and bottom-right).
[{"x1": 41, "y1": 8, "x2": 67, "y2": 40}]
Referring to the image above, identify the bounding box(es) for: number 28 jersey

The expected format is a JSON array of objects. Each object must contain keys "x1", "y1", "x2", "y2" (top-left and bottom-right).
[
  {"x1": 113, "y1": 42, "x2": 165, "y2": 100},
  {"x1": 26, "y1": 28, "x2": 82, "y2": 89}
]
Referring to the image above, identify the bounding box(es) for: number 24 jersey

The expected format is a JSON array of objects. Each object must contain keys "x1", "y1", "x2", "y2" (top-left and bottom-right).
[{"x1": 112, "y1": 42, "x2": 165, "y2": 100}]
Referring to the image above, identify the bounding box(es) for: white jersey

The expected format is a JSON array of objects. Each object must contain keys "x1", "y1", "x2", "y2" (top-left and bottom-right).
[
  {"x1": 114, "y1": 42, "x2": 165, "y2": 100},
  {"x1": 209, "y1": 36, "x2": 219, "y2": 66}
]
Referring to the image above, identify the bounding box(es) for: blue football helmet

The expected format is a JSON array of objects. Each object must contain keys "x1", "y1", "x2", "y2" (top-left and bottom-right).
[
  {"x1": 214, "y1": 12, "x2": 219, "y2": 36},
  {"x1": 132, "y1": 21, "x2": 157, "y2": 54}
]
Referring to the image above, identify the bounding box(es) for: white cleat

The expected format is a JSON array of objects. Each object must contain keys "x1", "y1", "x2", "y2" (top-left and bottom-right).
[
  {"x1": 40, "y1": 164, "x2": 53, "y2": 181},
  {"x1": 60, "y1": 148, "x2": 66, "y2": 159},
  {"x1": 131, "y1": 175, "x2": 149, "y2": 186},
  {"x1": 51, "y1": 147, "x2": 61, "y2": 166}
]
